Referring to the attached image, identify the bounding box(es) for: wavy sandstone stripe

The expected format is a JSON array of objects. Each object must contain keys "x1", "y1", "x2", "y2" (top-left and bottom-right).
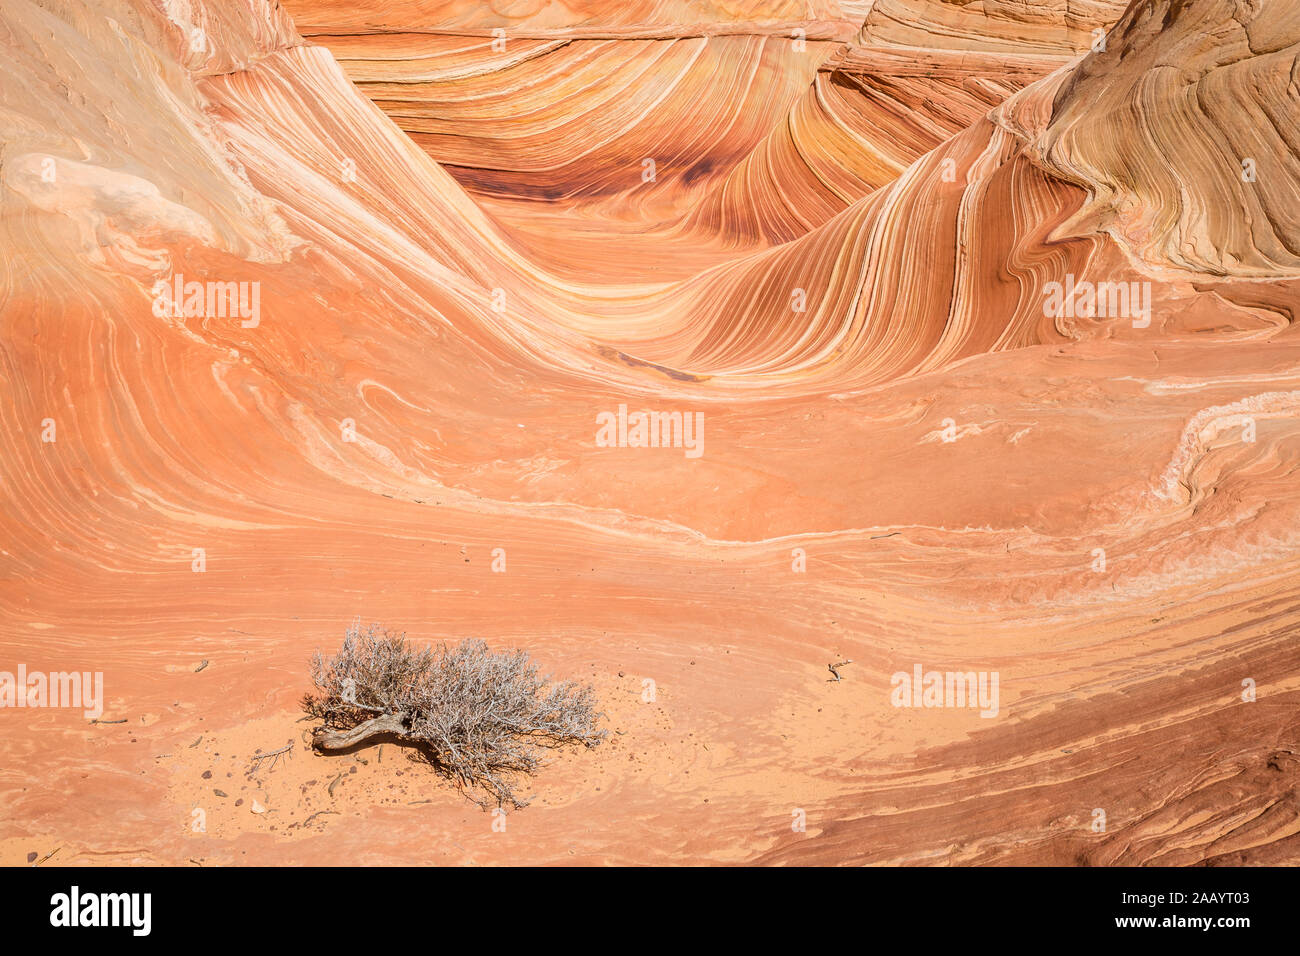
[
  {"x1": 678, "y1": 0, "x2": 1134, "y2": 246},
  {"x1": 857, "y1": 0, "x2": 1131, "y2": 54},
  {"x1": 1027, "y1": 0, "x2": 1300, "y2": 277},
  {"x1": 283, "y1": 0, "x2": 858, "y2": 38},
  {"x1": 675, "y1": 44, "x2": 1068, "y2": 245}
]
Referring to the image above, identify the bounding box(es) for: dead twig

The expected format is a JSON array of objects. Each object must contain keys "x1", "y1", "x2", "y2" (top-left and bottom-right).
[
  {"x1": 32, "y1": 847, "x2": 60, "y2": 867},
  {"x1": 827, "y1": 660, "x2": 853, "y2": 682},
  {"x1": 247, "y1": 743, "x2": 292, "y2": 773}
]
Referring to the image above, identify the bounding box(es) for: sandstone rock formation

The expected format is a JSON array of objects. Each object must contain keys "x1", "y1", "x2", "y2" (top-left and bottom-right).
[{"x1": 1, "y1": 0, "x2": 1298, "y2": 865}]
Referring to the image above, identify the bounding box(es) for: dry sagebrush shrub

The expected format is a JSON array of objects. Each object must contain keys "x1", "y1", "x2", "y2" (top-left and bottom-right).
[{"x1": 304, "y1": 622, "x2": 605, "y2": 808}]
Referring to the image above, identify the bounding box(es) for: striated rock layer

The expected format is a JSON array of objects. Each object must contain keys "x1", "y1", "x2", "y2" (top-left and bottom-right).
[{"x1": 1, "y1": 0, "x2": 1299, "y2": 865}]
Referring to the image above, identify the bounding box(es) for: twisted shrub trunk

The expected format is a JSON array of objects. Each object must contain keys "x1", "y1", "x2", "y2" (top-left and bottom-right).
[{"x1": 311, "y1": 712, "x2": 409, "y2": 751}]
